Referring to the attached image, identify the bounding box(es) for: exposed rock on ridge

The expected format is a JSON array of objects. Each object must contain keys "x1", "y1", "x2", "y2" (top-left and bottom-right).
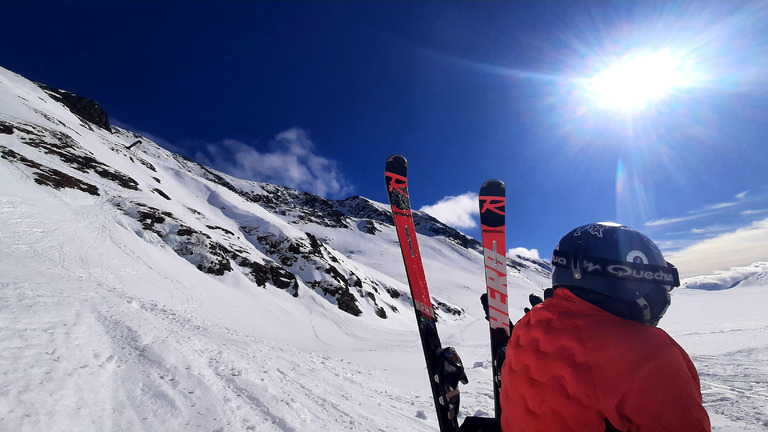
[{"x1": 36, "y1": 83, "x2": 111, "y2": 131}]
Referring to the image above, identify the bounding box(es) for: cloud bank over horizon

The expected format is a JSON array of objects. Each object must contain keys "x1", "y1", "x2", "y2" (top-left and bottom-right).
[
  {"x1": 646, "y1": 189, "x2": 768, "y2": 277},
  {"x1": 665, "y1": 217, "x2": 768, "y2": 278}
]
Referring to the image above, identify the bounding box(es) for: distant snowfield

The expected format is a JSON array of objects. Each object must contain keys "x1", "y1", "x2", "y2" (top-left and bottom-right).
[{"x1": 1, "y1": 66, "x2": 767, "y2": 431}]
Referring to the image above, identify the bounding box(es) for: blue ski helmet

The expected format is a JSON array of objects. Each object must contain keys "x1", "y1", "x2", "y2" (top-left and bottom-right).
[{"x1": 551, "y1": 222, "x2": 680, "y2": 325}]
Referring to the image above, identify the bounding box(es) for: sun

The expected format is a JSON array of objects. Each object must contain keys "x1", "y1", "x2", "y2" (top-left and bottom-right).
[{"x1": 585, "y1": 50, "x2": 694, "y2": 112}]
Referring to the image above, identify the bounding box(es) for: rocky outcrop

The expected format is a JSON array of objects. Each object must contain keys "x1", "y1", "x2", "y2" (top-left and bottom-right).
[
  {"x1": 1, "y1": 119, "x2": 138, "y2": 190},
  {"x1": 36, "y1": 83, "x2": 111, "y2": 131}
]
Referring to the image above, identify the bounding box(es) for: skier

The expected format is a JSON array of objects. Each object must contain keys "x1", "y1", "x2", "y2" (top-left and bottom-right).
[{"x1": 493, "y1": 222, "x2": 711, "y2": 431}]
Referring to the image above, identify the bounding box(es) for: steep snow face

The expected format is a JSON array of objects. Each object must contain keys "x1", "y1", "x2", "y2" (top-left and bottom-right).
[{"x1": 1, "y1": 66, "x2": 767, "y2": 431}]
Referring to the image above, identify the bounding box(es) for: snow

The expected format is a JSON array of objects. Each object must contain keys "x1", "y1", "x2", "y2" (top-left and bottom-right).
[{"x1": 1, "y1": 65, "x2": 767, "y2": 431}]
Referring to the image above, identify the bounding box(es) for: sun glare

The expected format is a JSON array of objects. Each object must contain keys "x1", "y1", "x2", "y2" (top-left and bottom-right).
[{"x1": 585, "y1": 50, "x2": 694, "y2": 112}]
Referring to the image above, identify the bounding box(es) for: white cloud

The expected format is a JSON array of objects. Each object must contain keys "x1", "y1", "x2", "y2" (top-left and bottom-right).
[
  {"x1": 741, "y1": 208, "x2": 768, "y2": 216},
  {"x1": 509, "y1": 247, "x2": 540, "y2": 260},
  {"x1": 647, "y1": 189, "x2": 767, "y2": 228},
  {"x1": 419, "y1": 192, "x2": 479, "y2": 229},
  {"x1": 645, "y1": 214, "x2": 706, "y2": 227},
  {"x1": 194, "y1": 127, "x2": 353, "y2": 198},
  {"x1": 703, "y1": 201, "x2": 741, "y2": 211},
  {"x1": 690, "y1": 225, "x2": 730, "y2": 235},
  {"x1": 665, "y1": 218, "x2": 768, "y2": 278},
  {"x1": 701, "y1": 191, "x2": 750, "y2": 211}
]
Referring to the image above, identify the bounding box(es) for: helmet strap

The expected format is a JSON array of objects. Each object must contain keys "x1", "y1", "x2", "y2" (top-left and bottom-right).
[
  {"x1": 570, "y1": 241, "x2": 584, "y2": 280},
  {"x1": 635, "y1": 297, "x2": 652, "y2": 324}
]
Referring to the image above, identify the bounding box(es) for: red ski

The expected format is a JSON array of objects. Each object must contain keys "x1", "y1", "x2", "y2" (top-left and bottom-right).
[
  {"x1": 385, "y1": 154, "x2": 464, "y2": 432},
  {"x1": 479, "y1": 180, "x2": 510, "y2": 420}
]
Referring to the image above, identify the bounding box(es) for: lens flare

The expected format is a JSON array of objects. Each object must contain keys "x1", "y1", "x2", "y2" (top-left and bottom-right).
[
  {"x1": 616, "y1": 158, "x2": 627, "y2": 197},
  {"x1": 585, "y1": 49, "x2": 696, "y2": 112}
]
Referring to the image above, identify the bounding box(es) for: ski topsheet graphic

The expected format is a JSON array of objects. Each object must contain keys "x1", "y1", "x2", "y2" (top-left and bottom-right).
[
  {"x1": 385, "y1": 155, "x2": 462, "y2": 432},
  {"x1": 479, "y1": 179, "x2": 510, "y2": 420},
  {"x1": 384, "y1": 157, "x2": 434, "y2": 322}
]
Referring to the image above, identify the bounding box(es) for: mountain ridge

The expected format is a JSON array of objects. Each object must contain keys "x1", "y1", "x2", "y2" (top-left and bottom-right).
[{"x1": 0, "y1": 65, "x2": 551, "y2": 323}]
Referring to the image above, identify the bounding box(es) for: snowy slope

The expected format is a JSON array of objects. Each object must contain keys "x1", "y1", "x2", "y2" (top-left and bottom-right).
[{"x1": 1, "y1": 66, "x2": 766, "y2": 431}]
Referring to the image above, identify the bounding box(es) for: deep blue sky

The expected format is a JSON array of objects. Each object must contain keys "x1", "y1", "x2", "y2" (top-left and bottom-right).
[{"x1": 3, "y1": 1, "x2": 768, "y2": 275}]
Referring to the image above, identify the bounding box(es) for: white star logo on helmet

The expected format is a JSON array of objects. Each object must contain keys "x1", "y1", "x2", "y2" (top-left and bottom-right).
[{"x1": 574, "y1": 223, "x2": 606, "y2": 238}]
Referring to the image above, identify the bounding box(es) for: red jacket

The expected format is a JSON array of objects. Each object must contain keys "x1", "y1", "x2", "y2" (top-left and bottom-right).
[{"x1": 500, "y1": 289, "x2": 710, "y2": 432}]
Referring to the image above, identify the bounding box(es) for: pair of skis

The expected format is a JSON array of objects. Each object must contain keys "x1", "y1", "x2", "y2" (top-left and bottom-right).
[{"x1": 385, "y1": 155, "x2": 509, "y2": 431}]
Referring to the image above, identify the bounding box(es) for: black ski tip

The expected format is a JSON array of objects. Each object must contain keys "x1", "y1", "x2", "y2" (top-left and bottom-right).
[
  {"x1": 481, "y1": 179, "x2": 505, "y2": 191},
  {"x1": 385, "y1": 154, "x2": 408, "y2": 176},
  {"x1": 479, "y1": 179, "x2": 506, "y2": 227}
]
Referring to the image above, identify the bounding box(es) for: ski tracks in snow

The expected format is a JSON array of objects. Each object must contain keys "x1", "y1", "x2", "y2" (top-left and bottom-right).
[
  {"x1": 43, "y1": 280, "x2": 430, "y2": 432},
  {"x1": 199, "y1": 326, "x2": 433, "y2": 432},
  {"x1": 693, "y1": 347, "x2": 768, "y2": 430}
]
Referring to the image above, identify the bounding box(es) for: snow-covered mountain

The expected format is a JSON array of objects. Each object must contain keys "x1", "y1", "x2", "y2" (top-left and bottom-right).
[
  {"x1": 1, "y1": 66, "x2": 766, "y2": 431},
  {"x1": 682, "y1": 262, "x2": 768, "y2": 291}
]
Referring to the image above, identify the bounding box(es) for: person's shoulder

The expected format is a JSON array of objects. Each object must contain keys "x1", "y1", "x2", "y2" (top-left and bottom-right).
[{"x1": 647, "y1": 326, "x2": 694, "y2": 359}]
